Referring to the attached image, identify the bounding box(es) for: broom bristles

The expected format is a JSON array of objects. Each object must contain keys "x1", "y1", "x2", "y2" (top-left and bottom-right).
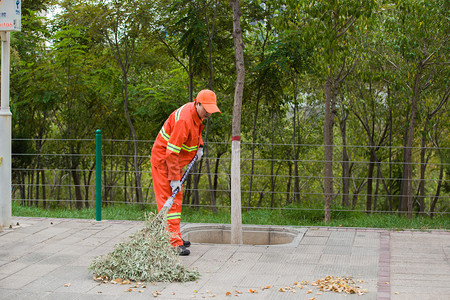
[{"x1": 89, "y1": 211, "x2": 199, "y2": 282}]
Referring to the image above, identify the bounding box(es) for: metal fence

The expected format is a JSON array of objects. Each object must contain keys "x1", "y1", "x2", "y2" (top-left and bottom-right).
[{"x1": 11, "y1": 134, "x2": 450, "y2": 216}]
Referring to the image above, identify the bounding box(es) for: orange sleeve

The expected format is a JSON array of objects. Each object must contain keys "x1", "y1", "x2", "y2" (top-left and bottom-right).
[{"x1": 166, "y1": 119, "x2": 188, "y2": 181}]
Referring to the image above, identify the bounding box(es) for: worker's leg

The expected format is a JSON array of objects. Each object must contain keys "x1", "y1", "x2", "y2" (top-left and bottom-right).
[
  {"x1": 167, "y1": 191, "x2": 183, "y2": 247},
  {"x1": 152, "y1": 164, "x2": 183, "y2": 247}
]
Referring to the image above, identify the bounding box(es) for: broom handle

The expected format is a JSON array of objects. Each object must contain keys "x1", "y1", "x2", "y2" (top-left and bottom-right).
[{"x1": 162, "y1": 154, "x2": 199, "y2": 210}]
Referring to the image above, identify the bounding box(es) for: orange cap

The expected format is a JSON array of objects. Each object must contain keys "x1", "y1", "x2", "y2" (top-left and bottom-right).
[{"x1": 194, "y1": 89, "x2": 221, "y2": 114}]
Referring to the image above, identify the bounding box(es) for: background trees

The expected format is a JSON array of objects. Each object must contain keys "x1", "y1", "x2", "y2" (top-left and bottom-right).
[{"x1": 9, "y1": 0, "x2": 449, "y2": 220}]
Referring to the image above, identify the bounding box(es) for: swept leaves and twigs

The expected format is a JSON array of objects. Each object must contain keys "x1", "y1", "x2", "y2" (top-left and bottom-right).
[
  {"x1": 89, "y1": 212, "x2": 199, "y2": 282},
  {"x1": 311, "y1": 276, "x2": 367, "y2": 295}
]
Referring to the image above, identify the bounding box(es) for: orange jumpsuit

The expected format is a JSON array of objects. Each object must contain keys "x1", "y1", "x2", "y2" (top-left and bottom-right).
[{"x1": 151, "y1": 102, "x2": 204, "y2": 246}]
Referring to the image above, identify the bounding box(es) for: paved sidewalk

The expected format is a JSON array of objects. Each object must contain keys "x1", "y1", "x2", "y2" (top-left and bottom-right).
[{"x1": 0, "y1": 217, "x2": 448, "y2": 300}]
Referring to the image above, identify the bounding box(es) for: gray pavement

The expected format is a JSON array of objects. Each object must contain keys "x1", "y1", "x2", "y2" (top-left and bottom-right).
[{"x1": 0, "y1": 217, "x2": 448, "y2": 300}]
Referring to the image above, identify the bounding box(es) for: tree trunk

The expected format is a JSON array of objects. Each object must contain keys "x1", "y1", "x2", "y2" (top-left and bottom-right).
[
  {"x1": 419, "y1": 120, "x2": 429, "y2": 214},
  {"x1": 125, "y1": 137, "x2": 130, "y2": 203},
  {"x1": 419, "y1": 91, "x2": 448, "y2": 214},
  {"x1": 203, "y1": 118, "x2": 217, "y2": 213},
  {"x1": 230, "y1": 0, "x2": 245, "y2": 244},
  {"x1": 122, "y1": 76, "x2": 143, "y2": 206},
  {"x1": 373, "y1": 166, "x2": 380, "y2": 212},
  {"x1": 324, "y1": 76, "x2": 335, "y2": 222},
  {"x1": 388, "y1": 107, "x2": 393, "y2": 213},
  {"x1": 71, "y1": 168, "x2": 83, "y2": 210},
  {"x1": 286, "y1": 162, "x2": 292, "y2": 204},
  {"x1": 213, "y1": 151, "x2": 224, "y2": 200},
  {"x1": 183, "y1": 173, "x2": 192, "y2": 205},
  {"x1": 366, "y1": 150, "x2": 376, "y2": 213},
  {"x1": 41, "y1": 169, "x2": 47, "y2": 209},
  {"x1": 84, "y1": 162, "x2": 94, "y2": 209},
  {"x1": 293, "y1": 93, "x2": 300, "y2": 204},
  {"x1": 20, "y1": 172, "x2": 25, "y2": 206},
  {"x1": 270, "y1": 117, "x2": 275, "y2": 208},
  {"x1": 339, "y1": 112, "x2": 350, "y2": 207},
  {"x1": 35, "y1": 161, "x2": 40, "y2": 208},
  {"x1": 430, "y1": 155, "x2": 444, "y2": 219},
  {"x1": 192, "y1": 162, "x2": 200, "y2": 210},
  {"x1": 402, "y1": 65, "x2": 422, "y2": 218},
  {"x1": 248, "y1": 89, "x2": 261, "y2": 209}
]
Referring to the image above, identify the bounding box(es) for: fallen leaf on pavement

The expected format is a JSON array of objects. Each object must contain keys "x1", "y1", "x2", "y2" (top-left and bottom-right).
[{"x1": 152, "y1": 291, "x2": 162, "y2": 297}]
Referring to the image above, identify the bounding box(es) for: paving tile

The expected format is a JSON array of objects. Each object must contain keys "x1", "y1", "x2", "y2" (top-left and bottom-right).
[
  {"x1": 14, "y1": 263, "x2": 59, "y2": 277},
  {"x1": 323, "y1": 245, "x2": 352, "y2": 255},
  {"x1": 391, "y1": 293, "x2": 450, "y2": 300},
  {"x1": 300, "y1": 236, "x2": 328, "y2": 245},
  {"x1": 0, "y1": 290, "x2": 49, "y2": 300},
  {"x1": 0, "y1": 262, "x2": 29, "y2": 277},
  {"x1": 304, "y1": 229, "x2": 331, "y2": 237},
  {"x1": 318, "y1": 254, "x2": 351, "y2": 265},
  {"x1": 287, "y1": 253, "x2": 321, "y2": 264},
  {"x1": 0, "y1": 274, "x2": 39, "y2": 289},
  {"x1": 40, "y1": 292, "x2": 81, "y2": 300},
  {"x1": 238, "y1": 273, "x2": 281, "y2": 287},
  {"x1": 0, "y1": 288, "x2": 15, "y2": 299}
]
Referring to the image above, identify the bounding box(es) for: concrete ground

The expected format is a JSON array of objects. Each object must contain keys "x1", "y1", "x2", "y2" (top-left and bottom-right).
[{"x1": 0, "y1": 217, "x2": 448, "y2": 300}]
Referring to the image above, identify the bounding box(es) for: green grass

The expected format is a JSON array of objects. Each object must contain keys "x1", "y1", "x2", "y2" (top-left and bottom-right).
[
  {"x1": 12, "y1": 201, "x2": 449, "y2": 230},
  {"x1": 12, "y1": 202, "x2": 152, "y2": 221}
]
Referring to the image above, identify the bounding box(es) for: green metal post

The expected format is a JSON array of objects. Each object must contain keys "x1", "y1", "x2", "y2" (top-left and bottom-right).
[{"x1": 95, "y1": 129, "x2": 102, "y2": 221}]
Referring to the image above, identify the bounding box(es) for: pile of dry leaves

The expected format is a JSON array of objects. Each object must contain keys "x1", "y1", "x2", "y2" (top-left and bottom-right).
[{"x1": 311, "y1": 276, "x2": 367, "y2": 295}]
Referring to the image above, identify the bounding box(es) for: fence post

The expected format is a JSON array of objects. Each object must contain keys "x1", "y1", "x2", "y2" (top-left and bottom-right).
[{"x1": 95, "y1": 129, "x2": 102, "y2": 221}]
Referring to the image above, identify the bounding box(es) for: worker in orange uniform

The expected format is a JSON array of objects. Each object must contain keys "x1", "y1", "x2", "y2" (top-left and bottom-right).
[{"x1": 151, "y1": 90, "x2": 221, "y2": 255}]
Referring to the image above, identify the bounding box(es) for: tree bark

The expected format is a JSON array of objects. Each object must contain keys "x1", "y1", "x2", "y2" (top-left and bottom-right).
[
  {"x1": 339, "y1": 109, "x2": 350, "y2": 207},
  {"x1": 419, "y1": 90, "x2": 449, "y2": 213},
  {"x1": 402, "y1": 65, "x2": 422, "y2": 218},
  {"x1": 324, "y1": 76, "x2": 335, "y2": 222},
  {"x1": 230, "y1": 0, "x2": 245, "y2": 244},
  {"x1": 248, "y1": 89, "x2": 261, "y2": 209}
]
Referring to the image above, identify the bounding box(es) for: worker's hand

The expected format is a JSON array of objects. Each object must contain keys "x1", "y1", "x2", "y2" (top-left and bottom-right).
[
  {"x1": 197, "y1": 146, "x2": 204, "y2": 160},
  {"x1": 170, "y1": 180, "x2": 181, "y2": 193}
]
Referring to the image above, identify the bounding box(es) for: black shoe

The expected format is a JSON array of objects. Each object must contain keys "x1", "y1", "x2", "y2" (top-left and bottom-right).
[
  {"x1": 177, "y1": 245, "x2": 190, "y2": 256},
  {"x1": 183, "y1": 239, "x2": 191, "y2": 248}
]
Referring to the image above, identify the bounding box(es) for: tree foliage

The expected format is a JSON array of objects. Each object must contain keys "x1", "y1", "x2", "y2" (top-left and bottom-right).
[{"x1": 9, "y1": 0, "x2": 449, "y2": 220}]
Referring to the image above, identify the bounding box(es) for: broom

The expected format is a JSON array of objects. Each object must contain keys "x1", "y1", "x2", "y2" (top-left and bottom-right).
[
  {"x1": 157, "y1": 154, "x2": 198, "y2": 217},
  {"x1": 89, "y1": 155, "x2": 200, "y2": 283}
]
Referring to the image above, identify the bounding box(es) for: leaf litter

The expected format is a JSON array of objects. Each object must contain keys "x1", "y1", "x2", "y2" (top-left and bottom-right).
[
  {"x1": 89, "y1": 212, "x2": 200, "y2": 283},
  {"x1": 311, "y1": 275, "x2": 368, "y2": 295}
]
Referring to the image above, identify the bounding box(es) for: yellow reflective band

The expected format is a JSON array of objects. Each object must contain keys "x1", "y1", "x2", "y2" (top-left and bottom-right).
[
  {"x1": 182, "y1": 144, "x2": 198, "y2": 152},
  {"x1": 160, "y1": 127, "x2": 170, "y2": 141},
  {"x1": 167, "y1": 213, "x2": 181, "y2": 220},
  {"x1": 175, "y1": 104, "x2": 186, "y2": 122},
  {"x1": 159, "y1": 105, "x2": 198, "y2": 154},
  {"x1": 161, "y1": 130, "x2": 197, "y2": 153},
  {"x1": 167, "y1": 143, "x2": 181, "y2": 154}
]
